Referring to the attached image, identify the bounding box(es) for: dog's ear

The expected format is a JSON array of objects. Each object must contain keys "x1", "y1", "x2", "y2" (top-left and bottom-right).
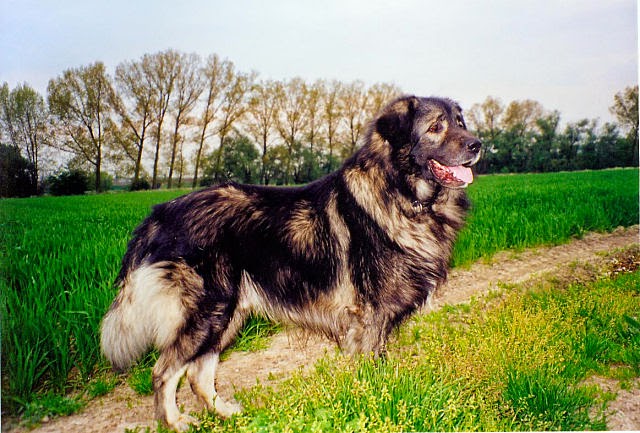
[{"x1": 375, "y1": 96, "x2": 419, "y2": 146}]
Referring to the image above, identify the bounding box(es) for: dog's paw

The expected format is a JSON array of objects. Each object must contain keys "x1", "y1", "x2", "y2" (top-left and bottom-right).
[
  {"x1": 215, "y1": 397, "x2": 243, "y2": 418},
  {"x1": 168, "y1": 413, "x2": 199, "y2": 432}
]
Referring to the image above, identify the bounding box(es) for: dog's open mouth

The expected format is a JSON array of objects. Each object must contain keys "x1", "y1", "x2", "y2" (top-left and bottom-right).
[{"x1": 428, "y1": 159, "x2": 474, "y2": 188}]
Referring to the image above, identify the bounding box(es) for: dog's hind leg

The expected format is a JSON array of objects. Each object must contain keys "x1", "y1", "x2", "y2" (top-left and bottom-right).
[
  {"x1": 153, "y1": 352, "x2": 197, "y2": 432},
  {"x1": 187, "y1": 310, "x2": 245, "y2": 418},
  {"x1": 187, "y1": 351, "x2": 242, "y2": 418}
]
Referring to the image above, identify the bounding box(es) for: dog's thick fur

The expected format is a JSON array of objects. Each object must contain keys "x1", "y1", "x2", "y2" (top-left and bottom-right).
[{"x1": 101, "y1": 95, "x2": 481, "y2": 431}]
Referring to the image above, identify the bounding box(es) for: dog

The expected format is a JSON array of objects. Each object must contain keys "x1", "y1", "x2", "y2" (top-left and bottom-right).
[{"x1": 100, "y1": 95, "x2": 481, "y2": 431}]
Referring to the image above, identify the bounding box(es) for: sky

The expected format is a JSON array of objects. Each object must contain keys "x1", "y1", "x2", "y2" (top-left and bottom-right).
[{"x1": 1, "y1": 0, "x2": 637, "y2": 125}]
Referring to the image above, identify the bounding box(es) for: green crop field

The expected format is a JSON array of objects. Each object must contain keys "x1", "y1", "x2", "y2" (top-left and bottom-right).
[{"x1": 1, "y1": 168, "x2": 638, "y2": 429}]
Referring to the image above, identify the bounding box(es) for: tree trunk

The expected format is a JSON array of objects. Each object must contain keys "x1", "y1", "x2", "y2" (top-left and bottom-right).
[
  {"x1": 95, "y1": 146, "x2": 102, "y2": 192},
  {"x1": 193, "y1": 139, "x2": 204, "y2": 188},
  {"x1": 213, "y1": 133, "x2": 226, "y2": 182},
  {"x1": 133, "y1": 138, "x2": 143, "y2": 184},
  {"x1": 260, "y1": 131, "x2": 268, "y2": 185},
  {"x1": 167, "y1": 130, "x2": 178, "y2": 188},
  {"x1": 151, "y1": 119, "x2": 163, "y2": 189}
]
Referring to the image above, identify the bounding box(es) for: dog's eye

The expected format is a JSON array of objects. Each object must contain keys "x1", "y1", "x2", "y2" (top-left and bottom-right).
[
  {"x1": 428, "y1": 123, "x2": 440, "y2": 133},
  {"x1": 456, "y1": 116, "x2": 466, "y2": 128}
]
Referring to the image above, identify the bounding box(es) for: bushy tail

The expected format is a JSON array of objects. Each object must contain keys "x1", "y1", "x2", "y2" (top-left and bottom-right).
[{"x1": 100, "y1": 262, "x2": 185, "y2": 371}]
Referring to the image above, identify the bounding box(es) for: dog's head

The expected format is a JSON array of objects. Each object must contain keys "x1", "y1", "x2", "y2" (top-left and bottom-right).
[{"x1": 376, "y1": 96, "x2": 481, "y2": 189}]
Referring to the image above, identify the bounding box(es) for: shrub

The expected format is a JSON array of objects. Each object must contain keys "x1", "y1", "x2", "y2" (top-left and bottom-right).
[
  {"x1": 46, "y1": 169, "x2": 89, "y2": 196},
  {"x1": 129, "y1": 178, "x2": 151, "y2": 191}
]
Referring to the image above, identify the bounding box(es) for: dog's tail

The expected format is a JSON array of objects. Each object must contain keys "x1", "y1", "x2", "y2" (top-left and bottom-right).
[{"x1": 100, "y1": 261, "x2": 190, "y2": 371}]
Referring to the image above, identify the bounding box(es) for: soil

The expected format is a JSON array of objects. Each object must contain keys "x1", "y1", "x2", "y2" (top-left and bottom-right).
[{"x1": 4, "y1": 226, "x2": 639, "y2": 433}]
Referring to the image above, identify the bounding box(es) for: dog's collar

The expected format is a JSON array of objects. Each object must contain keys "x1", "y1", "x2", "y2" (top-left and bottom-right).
[
  {"x1": 411, "y1": 200, "x2": 428, "y2": 213},
  {"x1": 410, "y1": 184, "x2": 442, "y2": 214}
]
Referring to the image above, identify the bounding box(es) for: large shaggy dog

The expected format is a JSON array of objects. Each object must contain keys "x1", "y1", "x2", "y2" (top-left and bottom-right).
[{"x1": 101, "y1": 95, "x2": 481, "y2": 431}]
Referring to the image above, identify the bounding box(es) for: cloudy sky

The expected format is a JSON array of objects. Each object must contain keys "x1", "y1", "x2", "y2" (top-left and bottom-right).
[{"x1": 1, "y1": 0, "x2": 637, "y2": 124}]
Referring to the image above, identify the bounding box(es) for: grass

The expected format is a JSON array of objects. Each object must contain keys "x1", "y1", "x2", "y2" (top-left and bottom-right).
[
  {"x1": 196, "y1": 261, "x2": 639, "y2": 432},
  {"x1": 0, "y1": 168, "x2": 638, "y2": 423},
  {"x1": 19, "y1": 393, "x2": 85, "y2": 427},
  {"x1": 223, "y1": 315, "x2": 282, "y2": 358},
  {"x1": 452, "y1": 169, "x2": 639, "y2": 266}
]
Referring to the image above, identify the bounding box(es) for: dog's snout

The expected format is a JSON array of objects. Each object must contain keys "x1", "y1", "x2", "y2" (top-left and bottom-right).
[{"x1": 466, "y1": 139, "x2": 482, "y2": 153}]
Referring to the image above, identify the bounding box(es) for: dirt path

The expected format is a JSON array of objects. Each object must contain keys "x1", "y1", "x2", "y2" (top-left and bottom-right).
[{"x1": 6, "y1": 226, "x2": 639, "y2": 433}]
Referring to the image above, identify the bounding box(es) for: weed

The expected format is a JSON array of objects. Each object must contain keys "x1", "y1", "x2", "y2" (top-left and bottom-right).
[
  {"x1": 128, "y1": 367, "x2": 154, "y2": 396},
  {"x1": 222, "y1": 315, "x2": 282, "y2": 359},
  {"x1": 86, "y1": 375, "x2": 119, "y2": 399},
  {"x1": 127, "y1": 352, "x2": 158, "y2": 396},
  {"x1": 502, "y1": 367, "x2": 599, "y2": 430},
  {"x1": 20, "y1": 392, "x2": 85, "y2": 427}
]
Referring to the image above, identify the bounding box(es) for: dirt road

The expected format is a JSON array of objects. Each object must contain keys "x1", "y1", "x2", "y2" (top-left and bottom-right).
[{"x1": 6, "y1": 226, "x2": 639, "y2": 433}]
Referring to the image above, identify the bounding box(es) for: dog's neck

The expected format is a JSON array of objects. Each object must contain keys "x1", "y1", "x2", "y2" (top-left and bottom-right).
[
  {"x1": 343, "y1": 137, "x2": 447, "y2": 215},
  {"x1": 410, "y1": 182, "x2": 443, "y2": 213}
]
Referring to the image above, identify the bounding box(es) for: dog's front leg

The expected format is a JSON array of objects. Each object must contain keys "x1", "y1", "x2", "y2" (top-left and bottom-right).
[{"x1": 343, "y1": 304, "x2": 391, "y2": 357}]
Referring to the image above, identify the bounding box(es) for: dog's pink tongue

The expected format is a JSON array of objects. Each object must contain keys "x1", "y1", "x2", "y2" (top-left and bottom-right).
[{"x1": 449, "y1": 165, "x2": 474, "y2": 184}]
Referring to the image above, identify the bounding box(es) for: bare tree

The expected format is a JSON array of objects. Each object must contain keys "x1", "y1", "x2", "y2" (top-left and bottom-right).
[
  {"x1": 467, "y1": 96, "x2": 505, "y2": 141},
  {"x1": 143, "y1": 49, "x2": 181, "y2": 188},
  {"x1": 245, "y1": 79, "x2": 281, "y2": 184},
  {"x1": 276, "y1": 77, "x2": 308, "y2": 184},
  {"x1": 112, "y1": 58, "x2": 156, "y2": 184},
  {"x1": 47, "y1": 61, "x2": 115, "y2": 191},
  {"x1": 193, "y1": 54, "x2": 234, "y2": 188},
  {"x1": 366, "y1": 82, "x2": 402, "y2": 117},
  {"x1": 167, "y1": 52, "x2": 203, "y2": 188},
  {"x1": 305, "y1": 79, "x2": 324, "y2": 154},
  {"x1": 341, "y1": 80, "x2": 369, "y2": 156},
  {"x1": 212, "y1": 70, "x2": 255, "y2": 182},
  {"x1": 502, "y1": 99, "x2": 545, "y2": 137},
  {"x1": 322, "y1": 80, "x2": 343, "y2": 173}
]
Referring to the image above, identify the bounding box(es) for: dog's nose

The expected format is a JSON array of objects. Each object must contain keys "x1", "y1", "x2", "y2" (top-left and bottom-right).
[{"x1": 466, "y1": 139, "x2": 482, "y2": 153}]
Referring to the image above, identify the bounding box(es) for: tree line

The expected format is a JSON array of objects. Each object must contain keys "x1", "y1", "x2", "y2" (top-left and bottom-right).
[
  {"x1": 0, "y1": 48, "x2": 637, "y2": 197},
  {"x1": 467, "y1": 93, "x2": 638, "y2": 174}
]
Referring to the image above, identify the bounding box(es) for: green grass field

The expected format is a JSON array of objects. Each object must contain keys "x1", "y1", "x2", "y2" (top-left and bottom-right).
[{"x1": 1, "y1": 168, "x2": 638, "y2": 429}]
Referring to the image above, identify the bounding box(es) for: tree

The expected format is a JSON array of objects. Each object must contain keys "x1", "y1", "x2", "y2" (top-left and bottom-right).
[
  {"x1": 245, "y1": 79, "x2": 281, "y2": 184},
  {"x1": 610, "y1": 85, "x2": 638, "y2": 163},
  {"x1": 0, "y1": 143, "x2": 37, "y2": 197},
  {"x1": 212, "y1": 69, "x2": 255, "y2": 182},
  {"x1": 595, "y1": 123, "x2": 622, "y2": 168},
  {"x1": 48, "y1": 62, "x2": 115, "y2": 192},
  {"x1": 467, "y1": 96, "x2": 504, "y2": 140},
  {"x1": 305, "y1": 80, "x2": 324, "y2": 153},
  {"x1": 262, "y1": 144, "x2": 290, "y2": 185},
  {"x1": 321, "y1": 80, "x2": 343, "y2": 173},
  {"x1": 112, "y1": 58, "x2": 156, "y2": 184},
  {"x1": 167, "y1": 52, "x2": 203, "y2": 188},
  {"x1": 502, "y1": 100, "x2": 545, "y2": 137},
  {"x1": 341, "y1": 80, "x2": 369, "y2": 156},
  {"x1": 530, "y1": 111, "x2": 561, "y2": 172},
  {"x1": 0, "y1": 84, "x2": 7, "y2": 143},
  {"x1": 193, "y1": 54, "x2": 234, "y2": 187},
  {"x1": 302, "y1": 80, "x2": 325, "y2": 180},
  {"x1": 203, "y1": 133, "x2": 260, "y2": 184},
  {"x1": 367, "y1": 82, "x2": 402, "y2": 116},
  {"x1": 0, "y1": 82, "x2": 49, "y2": 188},
  {"x1": 559, "y1": 119, "x2": 592, "y2": 170},
  {"x1": 276, "y1": 78, "x2": 308, "y2": 184},
  {"x1": 143, "y1": 50, "x2": 181, "y2": 188}
]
